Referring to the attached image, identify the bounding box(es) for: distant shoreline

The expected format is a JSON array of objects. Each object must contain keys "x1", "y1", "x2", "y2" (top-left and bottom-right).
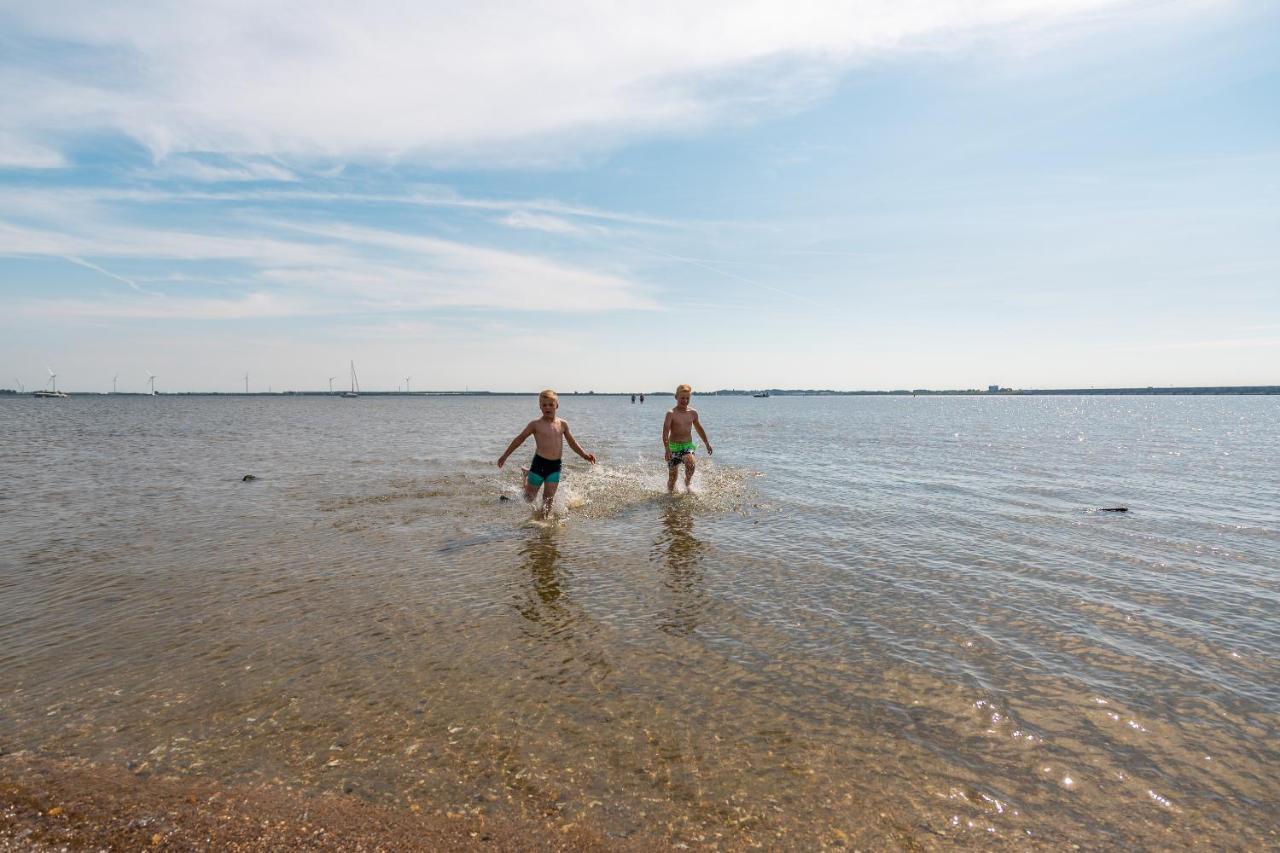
[{"x1": 4, "y1": 385, "x2": 1278, "y2": 397}]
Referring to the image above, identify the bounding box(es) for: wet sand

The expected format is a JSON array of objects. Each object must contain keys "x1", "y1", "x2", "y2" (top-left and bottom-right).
[{"x1": 1, "y1": 751, "x2": 631, "y2": 852}]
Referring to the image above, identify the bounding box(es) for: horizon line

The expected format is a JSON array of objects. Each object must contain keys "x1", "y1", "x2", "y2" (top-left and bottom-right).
[{"x1": 6, "y1": 385, "x2": 1279, "y2": 397}]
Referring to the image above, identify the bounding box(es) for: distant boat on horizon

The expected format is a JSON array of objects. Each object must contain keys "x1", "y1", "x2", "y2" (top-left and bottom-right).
[
  {"x1": 753, "y1": 391, "x2": 770, "y2": 398},
  {"x1": 342, "y1": 361, "x2": 360, "y2": 398},
  {"x1": 34, "y1": 368, "x2": 68, "y2": 399}
]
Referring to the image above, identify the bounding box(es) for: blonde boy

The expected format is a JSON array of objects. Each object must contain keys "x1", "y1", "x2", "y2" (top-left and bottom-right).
[
  {"x1": 662, "y1": 383, "x2": 713, "y2": 493},
  {"x1": 497, "y1": 390, "x2": 596, "y2": 515}
]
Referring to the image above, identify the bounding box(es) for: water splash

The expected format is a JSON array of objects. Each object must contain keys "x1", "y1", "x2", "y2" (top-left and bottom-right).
[{"x1": 552, "y1": 459, "x2": 754, "y2": 520}]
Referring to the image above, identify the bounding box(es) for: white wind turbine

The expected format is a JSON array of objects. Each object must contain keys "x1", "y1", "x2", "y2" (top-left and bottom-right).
[
  {"x1": 244, "y1": 372, "x2": 249, "y2": 394},
  {"x1": 328, "y1": 376, "x2": 337, "y2": 394},
  {"x1": 112, "y1": 373, "x2": 118, "y2": 394},
  {"x1": 146, "y1": 370, "x2": 158, "y2": 395},
  {"x1": 14, "y1": 378, "x2": 24, "y2": 393},
  {"x1": 404, "y1": 376, "x2": 411, "y2": 394},
  {"x1": 34, "y1": 367, "x2": 68, "y2": 398}
]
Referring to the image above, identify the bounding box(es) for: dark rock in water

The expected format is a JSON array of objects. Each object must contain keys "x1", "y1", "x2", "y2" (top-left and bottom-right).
[
  {"x1": 342, "y1": 781, "x2": 356, "y2": 794},
  {"x1": 1100, "y1": 507, "x2": 1128, "y2": 512},
  {"x1": 499, "y1": 495, "x2": 511, "y2": 501},
  {"x1": 242, "y1": 474, "x2": 257, "y2": 482}
]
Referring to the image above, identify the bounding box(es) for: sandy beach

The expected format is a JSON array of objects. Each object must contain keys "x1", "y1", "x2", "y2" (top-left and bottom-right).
[{"x1": 1, "y1": 751, "x2": 636, "y2": 852}]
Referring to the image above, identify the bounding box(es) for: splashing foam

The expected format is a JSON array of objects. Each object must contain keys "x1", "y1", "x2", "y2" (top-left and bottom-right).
[{"x1": 549, "y1": 459, "x2": 754, "y2": 520}]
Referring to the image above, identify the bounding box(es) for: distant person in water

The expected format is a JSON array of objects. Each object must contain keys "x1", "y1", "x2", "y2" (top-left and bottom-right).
[
  {"x1": 497, "y1": 389, "x2": 596, "y2": 516},
  {"x1": 663, "y1": 383, "x2": 713, "y2": 493}
]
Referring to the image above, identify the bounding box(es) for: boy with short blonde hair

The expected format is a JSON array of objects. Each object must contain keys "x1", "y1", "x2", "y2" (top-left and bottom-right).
[
  {"x1": 498, "y1": 389, "x2": 596, "y2": 515},
  {"x1": 663, "y1": 383, "x2": 713, "y2": 493}
]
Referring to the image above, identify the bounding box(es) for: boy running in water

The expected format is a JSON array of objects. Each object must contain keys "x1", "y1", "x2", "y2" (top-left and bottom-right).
[
  {"x1": 498, "y1": 389, "x2": 596, "y2": 516},
  {"x1": 663, "y1": 383, "x2": 713, "y2": 493}
]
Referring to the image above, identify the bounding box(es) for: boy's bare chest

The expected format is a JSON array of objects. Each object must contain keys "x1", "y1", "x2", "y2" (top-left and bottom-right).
[
  {"x1": 532, "y1": 420, "x2": 564, "y2": 441},
  {"x1": 669, "y1": 410, "x2": 696, "y2": 431}
]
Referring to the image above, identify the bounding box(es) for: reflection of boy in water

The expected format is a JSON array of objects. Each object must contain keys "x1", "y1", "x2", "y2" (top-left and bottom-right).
[
  {"x1": 497, "y1": 389, "x2": 596, "y2": 516},
  {"x1": 662, "y1": 383, "x2": 713, "y2": 494}
]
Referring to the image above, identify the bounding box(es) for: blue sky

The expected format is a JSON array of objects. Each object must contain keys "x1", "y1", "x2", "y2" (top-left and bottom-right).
[{"x1": 1, "y1": 0, "x2": 1276, "y2": 393}]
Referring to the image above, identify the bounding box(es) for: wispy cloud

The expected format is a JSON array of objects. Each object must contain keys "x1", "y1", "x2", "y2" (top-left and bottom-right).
[
  {"x1": 0, "y1": 132, "x2": 65, "y2": 168},
  {"x1": 144, "y1": 155, "x2": 299, "y2": 183},
  {"x1": 16, "y1": 293, "x2": 310, "y2": 321},
  {"x1": 261, "y1": 220, "x2": 658, "y2": 312},
  {"x1": 1, "y1": 189, "x2": 660, "y2": 318},
  {"x1": 0, "y1": 184, "x2": 693, "y2": 229},
  {"x1": 499, "y1": 211, "x2": 587, "y2": 235},
  {"x1": 1, "y1": 1, "x2": 1163, "y2": 166}
]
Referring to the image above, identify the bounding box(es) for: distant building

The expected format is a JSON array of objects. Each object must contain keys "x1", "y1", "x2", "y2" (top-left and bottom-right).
[{"x1": 988, "y1": 385, "x2": 1000, "y2": 393}]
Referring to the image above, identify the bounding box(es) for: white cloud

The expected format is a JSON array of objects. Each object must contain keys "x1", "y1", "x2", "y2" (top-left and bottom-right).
[
  {"x1": 0, "y1": 184, "x2": 691, "y2": 229},
  {"x1": 0, "y1": 0, "x2": 1171, "y2": 166},
  {"x1": 0, "y1": 197, "x2": 658, "y2": 316},
  {"x1": 499, "y1": 211, "x2": 586, "y2": 235},
  {"x1": 0, "y1": 132, "x2": 66, "y2": 168},
  {"x1": 16, "y1": 293, "x2": 309, "y2": 321},
  {"x1": 145, "y1": 156, "x2": 299, "y2": 183},
  {"x1": 260, "y1": 220, "x2": 658, "y2": 312}
]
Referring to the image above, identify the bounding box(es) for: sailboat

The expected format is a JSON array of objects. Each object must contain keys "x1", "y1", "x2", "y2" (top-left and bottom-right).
[
  {"x1": 33, "y1": 368, "x2": 69, "y2": 398},
  {"x1": 342, "y1": 361, "x2": 360, "y2": 398}
]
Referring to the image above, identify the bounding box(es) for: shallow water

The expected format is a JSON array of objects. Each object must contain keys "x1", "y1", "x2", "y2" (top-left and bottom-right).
[{"x1": 2, "y1": 394, "x2": 1277, "y2": 847}]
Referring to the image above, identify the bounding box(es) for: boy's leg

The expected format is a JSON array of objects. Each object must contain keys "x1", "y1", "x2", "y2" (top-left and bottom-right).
[
  {"x1": 524, "y1": 471, "x2": 542, "y2": 503},
  {"x1": 541, "y1": 481, "x2": 558, "y2": 516},
  {"x1": 683, "y1": 453, "x2": 696, "y2": 489},
  {"x1": 666, "y1": 462, "x2": 679, "y2": 493}
]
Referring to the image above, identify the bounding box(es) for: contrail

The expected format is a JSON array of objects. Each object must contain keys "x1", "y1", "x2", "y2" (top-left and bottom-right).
[{"x1": 64, "y1": 256, "x2": 158, "y2": 295}]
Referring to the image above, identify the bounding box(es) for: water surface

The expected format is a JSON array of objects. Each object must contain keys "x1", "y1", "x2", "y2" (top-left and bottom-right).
[{"x1": 2, "y1": 394, "x2": 1277, "y2": 847}]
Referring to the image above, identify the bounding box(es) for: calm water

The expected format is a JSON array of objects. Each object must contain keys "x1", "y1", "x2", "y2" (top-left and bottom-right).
[{"x1": 2, "y1": 394, "x2": 1277, "y2": 848}]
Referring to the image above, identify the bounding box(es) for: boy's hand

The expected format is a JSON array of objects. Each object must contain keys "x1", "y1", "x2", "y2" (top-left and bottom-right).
[
  {"x1": 585, "y1": 452, "x2": 597, "y2": 464},
  {"x1": 664, "y1": 451, "x2": 672, "y2": 463},
  {"x1": 496, "y1": 456, "x2": 506, "y2": 468},
  {"x1": 706, "y1": 445, "x2": 713, "y2": 455}
]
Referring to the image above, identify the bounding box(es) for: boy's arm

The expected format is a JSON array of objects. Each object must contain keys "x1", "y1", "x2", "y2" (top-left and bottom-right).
[
  {"x1": 693, "y1": 412, "x2": 712, "y2": 455},
  {"x1": 562, "y1": 421, "x2": 596, "y2": 464},
  {"x1": 497, "y1": 423, "x2": 534, "y2": 467},
  {"x1": 662, "y1": 411, "x2": 673, "y2": 460}
]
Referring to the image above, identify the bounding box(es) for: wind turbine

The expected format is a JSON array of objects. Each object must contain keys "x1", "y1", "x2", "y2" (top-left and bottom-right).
[
  {"x1": 404, "y1": 376, "x2": 411, "y2": 394},
  {"x1": 112, "y1": 373, "x2": 118, "y2": 394},
  {"x1": 14, "y1": 378, "x2": 24, "y2": 393},
  {"x1": 244, "y1": 372, "x2": 249, "y2": 394},
  {"x1": 328, "y1": 376, "x2": 336, "y2": 393},
  {"x1": 146, "y1": 370, "x2": 157, "y2": 395},
  {"x1": 34, "y1": 367, "x2": 68, "y2": 398}
]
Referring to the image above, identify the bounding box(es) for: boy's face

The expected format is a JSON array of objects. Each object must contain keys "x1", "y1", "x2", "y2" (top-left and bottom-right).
[
  {"x1": 539, "y1": 397, "x2": 558, "y2": 418},
  {"x1": 674, "y1": 391, "x2": 691, "y2": 408}
]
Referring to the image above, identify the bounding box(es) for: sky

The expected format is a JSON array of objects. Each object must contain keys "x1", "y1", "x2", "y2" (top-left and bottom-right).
[{"x1": 1, "y1": 0, "x2": 1277, "y2": 393}]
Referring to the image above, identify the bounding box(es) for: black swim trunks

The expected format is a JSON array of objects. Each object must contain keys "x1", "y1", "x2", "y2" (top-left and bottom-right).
[
  {"x1": 527, "y1": 453, "x2": 562, "y2": 485},
  {"x1": 668, "y1": 447, "x2": 695, "y2": 468}
]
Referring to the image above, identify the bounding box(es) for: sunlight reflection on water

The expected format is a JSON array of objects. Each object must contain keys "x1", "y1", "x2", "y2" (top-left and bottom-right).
[{"x1": 1, "y1": 394, "x2": 1277, "y2": 847}]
